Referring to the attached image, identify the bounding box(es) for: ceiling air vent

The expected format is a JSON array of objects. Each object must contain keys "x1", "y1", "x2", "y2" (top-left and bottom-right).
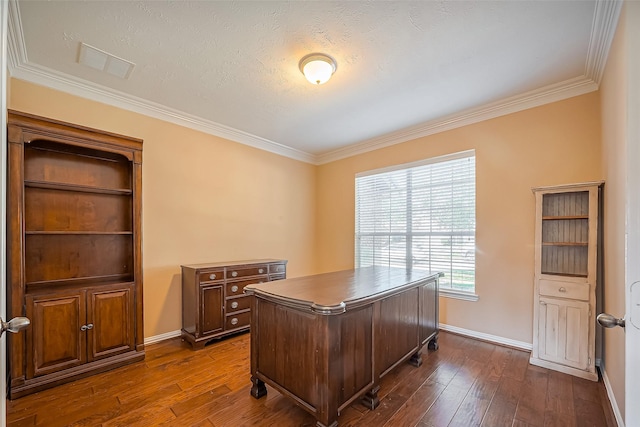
[{"x1": 77, "y1": 42, "x2": 135, "y2": 79}]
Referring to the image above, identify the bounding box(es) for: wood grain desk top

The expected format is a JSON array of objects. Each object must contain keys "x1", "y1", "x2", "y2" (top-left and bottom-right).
[{"x1": 245, "y1": 266, "x2": 442, "y2": 314}]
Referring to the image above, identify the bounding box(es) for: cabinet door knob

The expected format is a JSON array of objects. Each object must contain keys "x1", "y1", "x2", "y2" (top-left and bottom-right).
[
  {"x1": 86, "y1": 323, "x2": 94, "y2": 330},
  {"x1": 230, "y1": 317, "x2": 238, "y2": 325},
  {"x1": 80, "y1": 325, "x2": 88, "y2": 331},
  {"x1": 209, "y1": 273, "x2": 217, "y2": 280},
  {"x1": 559, "y1": 287, "x2": 567, "y2": 293},
  {"x1": 231, "y1": 301, "x2": 238, "y2": 309},
  {"x1": 231, "y1": 285, "x2": 239, "y2": 293},
  {"x1": 231, "y1": 271, "x2": 238, "y2": 277}
]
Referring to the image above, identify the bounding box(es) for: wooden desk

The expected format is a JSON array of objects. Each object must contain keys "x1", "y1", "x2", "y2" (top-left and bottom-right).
[{"x1": 245, "y1": 266, "x2": 442, "y2": 427}]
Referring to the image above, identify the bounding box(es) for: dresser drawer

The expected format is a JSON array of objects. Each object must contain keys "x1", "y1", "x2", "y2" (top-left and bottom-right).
[
  {"x1": 226, "y1": 296, "x2": 250, "y2": 313},
  {"x1": 226, "y1": 265, "x2": 268, "y2": 279},
  {"x1": 269, "y1": 263, "x2": 286, "y2": 275},
  {"x1": 198, "y1": 269, "x2": 224, "y2": 284},
  {"x1": 226, "y1": 277, "x2": 267, "y2": 297},
  {"x1": 539, "y1": 280, "x2": 589, "y2": 301},
  {"x1": 226, "y1": 311, "x2": 251, "y2": 330}
]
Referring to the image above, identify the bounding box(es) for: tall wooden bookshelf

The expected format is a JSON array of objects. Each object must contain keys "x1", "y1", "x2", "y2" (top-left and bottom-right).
[{"x1": 7, "y1": 111, "x2": 144, "y2": 398}]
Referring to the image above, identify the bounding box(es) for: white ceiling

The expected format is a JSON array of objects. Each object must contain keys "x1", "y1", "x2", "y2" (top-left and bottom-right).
[{"x1": 7, "y1": 1, "x2": 621, "y2": 164}]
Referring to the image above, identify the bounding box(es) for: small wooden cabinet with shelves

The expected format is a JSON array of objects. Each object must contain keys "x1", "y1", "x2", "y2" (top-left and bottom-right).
[
  {"x1": 181, "y1": 259, "x2": 287, "y2": 349},
  {"x1": 7, "y1": 111, "x2": 144, "y2": 398},
  {"x1": 530, "y1": 182, "x2": 602, "y2": 381}
]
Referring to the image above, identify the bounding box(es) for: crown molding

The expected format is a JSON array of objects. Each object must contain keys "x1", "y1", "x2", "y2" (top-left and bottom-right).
[
  {"x1": 6, "y1": 0, "x2": 620, "y2": 167},
  {"x1": 8, "y1": 61, "x2": 316, "y2": 164},
  {"x1": 585, "y1": 0, "x2": 623, "y2": 83},
  {"x1": 315, "y1": 76, "x2": 598, "y2": 164}
]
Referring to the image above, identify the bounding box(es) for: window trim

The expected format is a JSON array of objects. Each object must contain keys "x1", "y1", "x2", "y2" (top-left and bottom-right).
[{"x1": 355, "y1": 149, "x2": 477, "y2": 299}]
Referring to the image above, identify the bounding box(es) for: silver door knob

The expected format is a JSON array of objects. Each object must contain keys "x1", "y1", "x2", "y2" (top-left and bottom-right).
[
  {"x1": 0, "y1": 317, "x2": 30, "y2": 336},
  {"x1": 597, "y1": 313, "x2": 625, "y2": 328}
]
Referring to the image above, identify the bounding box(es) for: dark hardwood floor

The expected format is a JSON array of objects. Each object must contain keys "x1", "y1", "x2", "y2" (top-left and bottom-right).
[{"x1": 6, "y1": 331, "x2": 617, "y2": 427}]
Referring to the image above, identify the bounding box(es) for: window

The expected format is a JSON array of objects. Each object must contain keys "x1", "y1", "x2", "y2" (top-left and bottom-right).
[{"x1": 355, "y1": 150, "x2": 476, "y2": 298}]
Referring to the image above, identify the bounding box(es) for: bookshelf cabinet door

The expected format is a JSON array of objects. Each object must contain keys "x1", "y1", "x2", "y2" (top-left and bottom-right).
[
  {"x1": 26, "y1": 292, "x2": 87, "y2": 379},
  {"x1": 88, "y1": 284, "x2": 136, "y2": 361}
]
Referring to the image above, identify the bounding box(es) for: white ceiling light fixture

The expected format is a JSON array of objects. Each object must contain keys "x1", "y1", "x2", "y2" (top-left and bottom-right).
[{"x1": 299, "y1": 53, "x2": 337, "y2": 85}]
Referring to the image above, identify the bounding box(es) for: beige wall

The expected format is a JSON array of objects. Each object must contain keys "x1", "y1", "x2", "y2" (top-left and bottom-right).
[
  {"x1": 9, "y1": 79, "x2": 318, "y2": 339},
  {"x1": 316, "y1": 93, "x2": 602, "y2": 343},
  {"x1": 8, "y1": 73, "x2": 604, "y2": 349},
  {"x1": 599, "y1": 3, "x2": 628, "y2": 421}
]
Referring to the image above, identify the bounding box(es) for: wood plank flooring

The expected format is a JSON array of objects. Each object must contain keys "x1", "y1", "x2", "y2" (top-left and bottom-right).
[{"x1": 6, "y1": 331, "x2": 617, "y2": 427}]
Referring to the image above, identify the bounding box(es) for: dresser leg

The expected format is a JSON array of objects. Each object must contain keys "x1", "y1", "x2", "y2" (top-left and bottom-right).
[
  {"x1": 361, "y1": 385, "x2": 380, "y2": 410},
  {"x1": 250, "y1": 376, "x2": 267, "y2": 399}
]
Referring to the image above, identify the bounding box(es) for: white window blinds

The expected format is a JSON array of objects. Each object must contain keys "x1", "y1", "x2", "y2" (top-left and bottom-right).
[{"x1": 355, "y1": 151, "x2": 476, "y2": 293}]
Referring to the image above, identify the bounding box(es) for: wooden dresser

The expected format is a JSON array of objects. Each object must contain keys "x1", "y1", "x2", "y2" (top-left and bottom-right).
[
  {"x1": 181, "y1": 259, "x2": 287, "y2": 349},
  {"x1": 6, "y1": 111, "x2": 144, "y2": 398}
]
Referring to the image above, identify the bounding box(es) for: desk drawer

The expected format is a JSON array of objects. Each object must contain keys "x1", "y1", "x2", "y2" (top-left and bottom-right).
[
  {"x1": 226, "y1": 311, "x2": 250, "y2": 330},
  {"x1": 226, "y1": 296, "x2": 250, "y2": 313},
  {"x1": 269, "y1": 263, "x2": 286, "y2": 274},
  {"x1": 539, "y1": 280, "x2": 589, "y2": 301},
  {"x1": 199, "y1": 269, "x2": 224, "y2": 284},
  {"x1": 227, "y1": 265, "x2": 268, "y2": 279},
  {"x1": 227, "y1": 277, "x2": 267, "y2": 297}
]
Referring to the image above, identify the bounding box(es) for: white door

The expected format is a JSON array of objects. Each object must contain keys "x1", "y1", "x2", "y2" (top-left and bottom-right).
[
  {"x1": 626, "y1": 2, "x2": 640, "y2": 425},
  {"x1": 1, "y1": 0, "x2": 9, "y2": 425}
]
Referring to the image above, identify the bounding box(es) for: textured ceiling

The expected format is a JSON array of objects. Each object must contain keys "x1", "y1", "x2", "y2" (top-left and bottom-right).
[{"x1": 7, "y1": 1, "x2": 621, "y2": 164}]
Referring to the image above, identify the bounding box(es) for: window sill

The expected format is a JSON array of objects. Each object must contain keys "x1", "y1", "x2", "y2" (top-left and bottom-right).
[{"x1": 439, "y1": 288, "x2": 479, "y2": 301}]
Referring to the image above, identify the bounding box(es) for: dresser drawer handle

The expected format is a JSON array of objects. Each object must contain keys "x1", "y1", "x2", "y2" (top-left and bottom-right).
[
  {"x1": 231, "y1": 285, "x2": 239, "y2": 293},
  {"x1": 209, "y1": 273, "x2": 217, "y2": 280},
  {"x1": 231, "y1": 301, "x2": 238, "y2": 309},
  {"x1": 259, "y1": 268, "x2": 264, "y2": 274},
  {"x1": 231, "y1": 271, "x2": 238, "y2": 277},
  {"x1": 559, "y1": 287, "x2": 567, "y2": 293},
  {"x1": 230, "y1": 317, "x2": 238, "y2": 326}
]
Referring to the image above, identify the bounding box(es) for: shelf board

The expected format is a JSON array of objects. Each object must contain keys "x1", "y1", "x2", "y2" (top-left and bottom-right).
[
  {"x1": 542, "y1": 242, "x2": 588, "y2": 246},
  {"x1": 542, "y1": 215, "x2": 588, "y2": 220},
  {"x1": 25, "y1": 180, "x2": 132, "y2": 195},
  {"x1": 541, "y1": 271, "x2": 588, "y2": 278},
  {"x1": 25, "y1": 231, "x2": 133, "y2": 235},
  {"x1": 26, "y1": 274, "x2": 134, "y2": 290}
]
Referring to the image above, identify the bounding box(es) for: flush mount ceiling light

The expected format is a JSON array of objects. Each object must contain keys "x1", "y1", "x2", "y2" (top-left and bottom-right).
[{"x1": 299, "y1": 53, "x2": 337, "y2": 85}]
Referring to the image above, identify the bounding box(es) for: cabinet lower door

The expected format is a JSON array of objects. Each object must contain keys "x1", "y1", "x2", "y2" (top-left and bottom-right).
[
  {"x1": 200, "y1": 285, "x2": 224, "y2": 336},
  {"x1": 87, "y1": 284, "x2": 136, "y2": 361},
  {"x1": 26, "y1": 291, "x2": 87, "y2": 378},
  {"x1": 538, "y1": 296, "x2": 590, "y2": 370}
]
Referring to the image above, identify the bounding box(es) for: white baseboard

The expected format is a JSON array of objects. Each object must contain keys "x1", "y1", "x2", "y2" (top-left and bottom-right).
[
  {"x1": 144, "y1": 329, "x2": 182, "y2": 346},
  {"x1": 439, "y1": 323, "x2": 533, "y2": 351},
  {"x1": 601, "y1": 368, "x2": 625, "y2": 427}
]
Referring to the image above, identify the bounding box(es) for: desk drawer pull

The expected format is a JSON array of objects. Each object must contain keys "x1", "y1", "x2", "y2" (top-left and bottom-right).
[
  {"x1": 231, "y1": 285, "x2": 239, "y2": 293},
  {"x1": 559, "y1": 287, "x2": 567, "y2": 293},
  {"x1": 231, "y1": 301, "x2": 238, "y2": 309},
  {"x1": 230, "y1": 317, "x2": 238, "y2": 326},
  {"x1": 259, "y1": 268, "x2": 264, "y2": 274},
  {"x1": 231, "y1": 271, "x2": 238, "y2": 277},
  {"x1": 209, "y1": 273, "x2": 217, "y2": 280}
]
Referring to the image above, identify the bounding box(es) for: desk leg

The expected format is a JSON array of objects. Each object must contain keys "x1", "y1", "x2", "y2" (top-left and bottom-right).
[
  {"x1": 428, "y1": 334, "x2": 439, "y2": 350},
  {"x1": 409, "y1": 351, "x2": 423, "y2": 367},
  {"x1": 250, "y1": 376, "x2": 267, "y2": 399},
  {"x1": 361, "y1": 385, "x2": 380, "y2": 410}
]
